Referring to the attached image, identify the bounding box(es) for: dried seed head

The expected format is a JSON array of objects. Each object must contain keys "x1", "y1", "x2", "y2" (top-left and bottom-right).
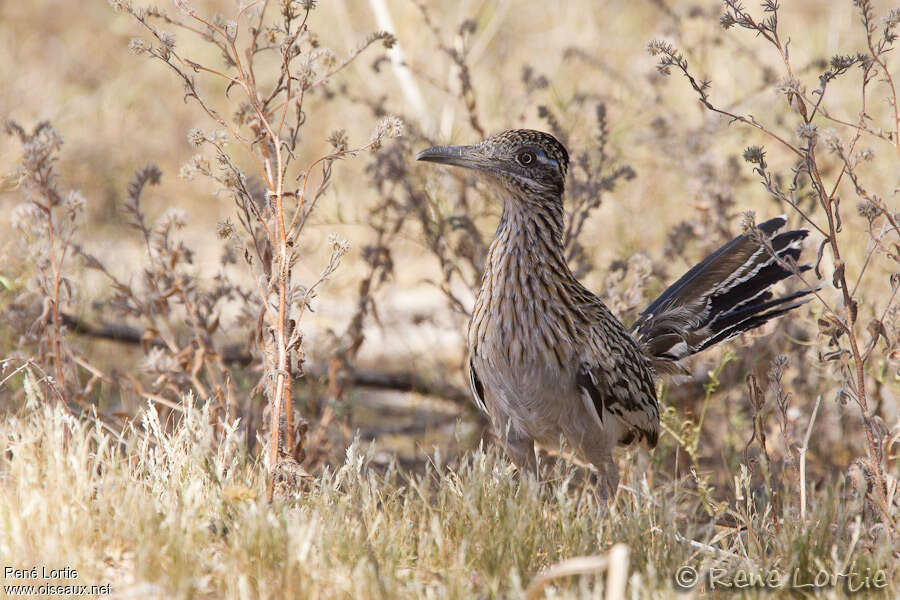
[
  {"x1": 797, "y1": 122, "x2": 818, "y2": 141},
  {"x1": 108, "y1": 0, "x2": 132, "y2": 12},
  {"x1": 740, "y1": 210, "x2": 758, "y2": 235},
  {"x1": 128, "y1": 38, "x2": 149, "y2": 55},
  {"x1": 219, "y1": 165, "x2": 243, "y2": 190},
  {"x1": 742, "y1": 145, "x2": 766, "y2": 166},
  {"x1": 829, "y1": 54, "x2": 858, "y2": 72},
  {"x1": 11, "y1": 203, "x2": 42, "y2": 232},
  {"x1": 857, "y1": 200, "x2": 879, "y2": 221},
  {"x1": 64, "y1": 191, "x2": 86, "y2": 215},
  {"x1": 380, "y1": 32, "x2": 397, "y2": 49},
  {"x1": 774, "y1": 77, "x2": 804, "y2": 98},
  {"x1": 174, "y1": 0, "x2": 195, "y2": 13},
  {"x1": 179, "y1": 154, "x2": 211, "y2": 180},
  {"x1": 161, "y1": 207, "x2": 187, "y2": 230},
  {"x1": 187, "y1": 128, "x2": 206, "y2": 147},
  {"x1": 854, "y1": 148, "x2": 874, "y2": 162},
  {"x1": 328, "y1": 233, "x2": 351, "y2": 255},
  {"x1": 296, "y1": 63, "x2": 316, "y2": 89},
  {"x1": 327, "y1": 129, "x2": 348, "y2": 153},
  {"x1": 217, "y1": 218, "x2": 235, "y2": 240},
  {"x1": 369, "y1": 116, "x2": 404, "y2": 150},
  {"x1": 719, "y1": 12, "x2": 737, "y2": 29},
  {"x1": 233, "y1": 102, "x2": 254, "y2": 126},
  {"x1": 314, "y1": 48, "x2": 337, "y2": 69},
  {"x1": 646, "y1": 39, "x2": 686, "y2": 76},
  {"x1": 154, "y1": 28, "x2": 176, "y2": 50},
  {"x1": 822, "y1": 128, "x2": 842, "y2": 153}
]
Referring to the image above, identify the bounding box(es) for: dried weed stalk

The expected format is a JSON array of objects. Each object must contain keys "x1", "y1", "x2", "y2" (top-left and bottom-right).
[
  {"x1": 111, "y1": 0, "x2": 401, "y2": 499},
  {"x1": 3, "y1": 122, "x2": 91, "y2": 403},
  {"x1": 650, "y1": 0, "x2": 900, "y2": 526}
]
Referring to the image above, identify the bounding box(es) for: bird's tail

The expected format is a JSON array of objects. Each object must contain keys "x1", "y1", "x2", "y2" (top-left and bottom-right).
[{"x1": 631, "y1": 216, "x2": 815, "y2": 374}]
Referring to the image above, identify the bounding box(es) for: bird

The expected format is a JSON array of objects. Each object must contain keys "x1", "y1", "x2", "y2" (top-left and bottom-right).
[{"x1": 415, "y1": 129, "x2": 814, "y2": 497}]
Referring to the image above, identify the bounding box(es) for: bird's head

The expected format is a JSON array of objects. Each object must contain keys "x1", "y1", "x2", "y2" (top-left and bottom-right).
[{"x1": 415, "y1": 129, "x2": 569, "y2": 199}]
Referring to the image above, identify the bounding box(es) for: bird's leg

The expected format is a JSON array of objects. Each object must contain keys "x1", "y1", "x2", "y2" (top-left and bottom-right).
[
  {"x1": 497, "y1": 424, "x2": 538, "y2": 476},
  {"x1": 597, "y1": 461, "x2": 620, "y2": 502},
  {"x1": 534, "y1": 449, "x2": 567, "y2": 482},
  {"x1": 580, "y1": 447, "x2": 620, "y2": 502}
]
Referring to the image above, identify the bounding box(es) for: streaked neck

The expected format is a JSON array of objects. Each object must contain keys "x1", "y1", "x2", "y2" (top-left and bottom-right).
[
  {"x1": 469, "y1": 190, "x2": 579, "y2": 364},
  {"x1": 490, "y1": 190, "x2": 566, "y2": 265}
]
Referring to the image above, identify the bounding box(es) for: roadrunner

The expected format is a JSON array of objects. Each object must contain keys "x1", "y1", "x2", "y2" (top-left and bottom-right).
[{"x1": 416, "y1": 129, "x2": 812, "y2": 495}]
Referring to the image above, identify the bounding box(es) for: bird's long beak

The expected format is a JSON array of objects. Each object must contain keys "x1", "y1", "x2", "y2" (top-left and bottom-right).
[{"x1": 415, "y1": 144, "x2": 486, "y2": 171}]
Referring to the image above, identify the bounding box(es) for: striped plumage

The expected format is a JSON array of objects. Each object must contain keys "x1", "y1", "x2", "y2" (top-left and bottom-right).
[{"x1": 416, "y1": 129, "x2": 812, "y2": 495}]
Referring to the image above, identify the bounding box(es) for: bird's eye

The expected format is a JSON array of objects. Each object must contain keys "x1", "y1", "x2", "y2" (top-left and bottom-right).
[{"x1": 517, "y1": 151, "x2": 536, "y2": 166}]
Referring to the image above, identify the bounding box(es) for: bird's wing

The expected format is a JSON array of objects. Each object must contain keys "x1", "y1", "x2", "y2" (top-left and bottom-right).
[
  {"x1": 468, "y1": 357, "x2": 488, "y2": 413},
  {"x1": 577, "y1": 342, "x2": 659, "y2": 447}
]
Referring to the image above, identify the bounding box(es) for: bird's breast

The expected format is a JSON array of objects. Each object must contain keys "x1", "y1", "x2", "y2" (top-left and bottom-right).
[{"x1": 469, "y1": 254, "x2": 580, "y2": 369}]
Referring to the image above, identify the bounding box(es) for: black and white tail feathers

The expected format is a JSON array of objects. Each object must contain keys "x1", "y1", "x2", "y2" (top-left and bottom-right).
[{"x1": 631, "y1": 216, "x2": 815, "y2": 374}]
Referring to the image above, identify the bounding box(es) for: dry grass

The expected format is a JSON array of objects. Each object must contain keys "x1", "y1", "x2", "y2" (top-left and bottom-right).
[{"x1": 0, "y1": 388, "x2": 894, "y2": 598}]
